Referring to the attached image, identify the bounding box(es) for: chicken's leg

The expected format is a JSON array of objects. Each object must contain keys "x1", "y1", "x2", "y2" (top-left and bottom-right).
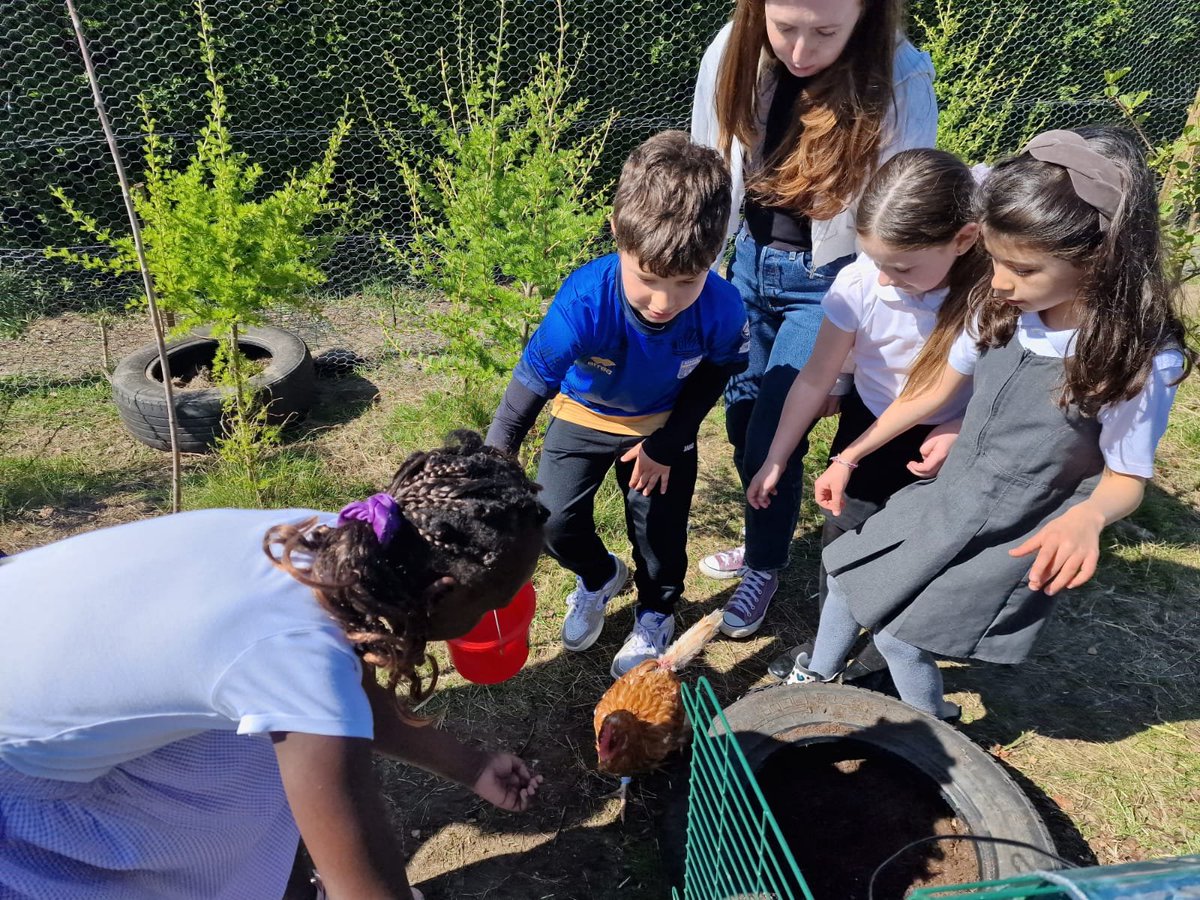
[{"x1": 603, "y1": 776, "x2": 633, "y2": 821}]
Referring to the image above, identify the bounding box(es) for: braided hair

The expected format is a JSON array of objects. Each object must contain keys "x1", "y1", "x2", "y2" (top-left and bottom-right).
[{"x1": 264, "y1": 431, "x2": 547, "y2": 711}]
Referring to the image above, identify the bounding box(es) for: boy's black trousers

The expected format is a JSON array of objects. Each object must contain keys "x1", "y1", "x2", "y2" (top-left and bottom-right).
[{"x1": 536, "y1": 417, "x2": 698, "y2": 616}]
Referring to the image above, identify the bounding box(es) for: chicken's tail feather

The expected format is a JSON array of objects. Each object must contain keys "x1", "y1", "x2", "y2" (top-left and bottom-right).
[{"x1": 659, "y1": 609, "x2": 724, "y2": 671}]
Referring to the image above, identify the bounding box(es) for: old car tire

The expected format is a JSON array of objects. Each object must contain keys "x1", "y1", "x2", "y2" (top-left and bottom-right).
[
  {"x1": 660, "y1": 683, "x2": 1057, "y2": 892},
  {"x1": 111, "y1": 325, "x2": 315, "y2": 453}
]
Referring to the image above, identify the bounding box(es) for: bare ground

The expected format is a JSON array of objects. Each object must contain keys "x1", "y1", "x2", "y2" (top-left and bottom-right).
[{"x1": 2, "y1": 305, "x2": 1198, "y2": 899}]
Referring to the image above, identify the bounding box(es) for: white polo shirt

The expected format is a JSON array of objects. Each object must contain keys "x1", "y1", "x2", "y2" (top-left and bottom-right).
[
  {"x1": 0, "y1": 509, "x2": 374, "y2": 782},
  {"x1": 822, "y1": 253, "x2": 971, "y2": 425}
]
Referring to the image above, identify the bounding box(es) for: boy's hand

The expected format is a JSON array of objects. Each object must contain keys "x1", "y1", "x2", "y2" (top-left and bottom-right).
[
  {"x1": 1009, "y1": 503, "x2": 1105, "y2": 595},
  {"x1": 473, "y1": 752, "x2": 543, "y2": 812},
  {"x1": 747, "y1": 461, "x2": 785, "y2": 509},
  {"x1": 813, "y1": 464, "x2": 852, "y2": 517},
  {"x1": 621, "y1": 441, "x2": 671, "y2": 495},
  {"x1": 907, "y1": 420, "x2": 961, "y2": 478}
]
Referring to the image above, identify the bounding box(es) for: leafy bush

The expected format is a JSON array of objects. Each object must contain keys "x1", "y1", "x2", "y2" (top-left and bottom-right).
[
  {"x1": 917, "y1": 0, "x2": 1046, "y2": 162},
  {"x1": 47, "y1": 0, "x2": 352, "y2": 490},
  {"x1": 371, "y1": 0, "x2": 615, "y2": 383},
  {"x1": 47, "y1": 1, "x2": 351, "y2": 341},
  {"x1": 1105, "y1": 70, "x2": 1200, "y2": 284}
]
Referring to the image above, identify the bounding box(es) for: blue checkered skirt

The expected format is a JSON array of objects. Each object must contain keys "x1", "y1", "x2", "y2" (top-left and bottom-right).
[{"x1": 0, "y1": 729, "x2": 299, "y2": 899}]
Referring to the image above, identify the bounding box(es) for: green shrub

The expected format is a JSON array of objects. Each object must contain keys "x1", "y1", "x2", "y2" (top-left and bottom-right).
[
  {"x1": 371, "y1": 0, "x2": 615, "y2": 383},
  {"x1": 1104, "y1": 69, "x2": 1200, "y2": 284},
  {"x1": 48, "y1": 2, "x2": 350, "y2": 342},
  {"x1": 917, "y1": 0, "x2": 1046, "y2": 162},
  {"x1": 47, "y1": 0, "x2": 352, "y2": 496}
]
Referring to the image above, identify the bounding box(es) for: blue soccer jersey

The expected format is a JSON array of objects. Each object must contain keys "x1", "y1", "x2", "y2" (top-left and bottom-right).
[{"x1": 513, "y1": 254, "x2": 747, "y2": 434}]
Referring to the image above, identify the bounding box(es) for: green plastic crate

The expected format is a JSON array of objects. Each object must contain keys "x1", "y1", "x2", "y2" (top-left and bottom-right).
[{"x1": 671, "y1": 677, "x2": 813, "y2": 900}]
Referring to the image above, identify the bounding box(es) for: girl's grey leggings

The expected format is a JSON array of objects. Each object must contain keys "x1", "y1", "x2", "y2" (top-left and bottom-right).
[{"x1": 809, "y1": 575, "x2": 947, "y2": 718}]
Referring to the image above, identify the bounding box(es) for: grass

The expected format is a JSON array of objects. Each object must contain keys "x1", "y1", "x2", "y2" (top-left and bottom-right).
[
  {"x1": 183, "y1": 447, "x2": 374, "y2": 512},
  {"x1": 2, "y1": 302, "x2": 1198, "y2": 897},
  {"x1": 0, "y1": 455, "x2": 126, "y2": 521}
]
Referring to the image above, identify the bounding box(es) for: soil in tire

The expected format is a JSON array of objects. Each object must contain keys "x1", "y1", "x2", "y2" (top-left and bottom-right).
[{"x1": 756, "y1": 739, "x2": 980, "y2": 899}]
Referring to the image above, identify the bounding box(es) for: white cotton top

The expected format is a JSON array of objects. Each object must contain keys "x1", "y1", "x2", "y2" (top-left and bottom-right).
[
  {"x1": 947, "y1": 312, "x2": 1184, "y2": 477},
  {"x1": 0, "y1": 508, "x2": 374, "y2": 782},
  {"x1": 691, "y1": 23, "x2": 939, "y2": 268},
  {"x1": 822, "y1": 254, "x2": 971, "y2": 424}
]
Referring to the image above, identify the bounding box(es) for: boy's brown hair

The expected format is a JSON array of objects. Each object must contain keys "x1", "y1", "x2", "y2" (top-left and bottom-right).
[{"x1": 610, "y1": 130, "x2": 732, "y2": 276}]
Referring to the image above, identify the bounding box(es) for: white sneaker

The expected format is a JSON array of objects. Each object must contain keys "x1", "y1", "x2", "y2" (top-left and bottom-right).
[
  {"x1": 698, "y1": 544, "x2": 746, "y2": 579},
  {"x1": 785, "y1": 662, "x2": 825, "y2": 685},
  {"x1": 611, "y1": 608, "x2": 676, "y2": 678},
  {"x1": 561, "y1": 555, "x2": 629, "y2": 651}
]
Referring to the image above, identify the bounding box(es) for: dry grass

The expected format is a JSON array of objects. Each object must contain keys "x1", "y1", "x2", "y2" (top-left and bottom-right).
[{"x1": 1, "y1": 302, "x2": 1197, "y2": 897}]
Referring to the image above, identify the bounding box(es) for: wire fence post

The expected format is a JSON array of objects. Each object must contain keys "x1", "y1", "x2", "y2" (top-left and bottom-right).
[{"x1": 63, "y1": 0, "x2": 182, "y2": 513}]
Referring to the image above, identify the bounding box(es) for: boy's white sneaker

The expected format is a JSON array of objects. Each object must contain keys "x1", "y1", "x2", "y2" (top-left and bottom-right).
[
  {"x1": 561, "y1": 555, "x2": 629, "y2": 652},
  {"x1": 610, "y1": 608, "x2": 675, "y2": 678}
]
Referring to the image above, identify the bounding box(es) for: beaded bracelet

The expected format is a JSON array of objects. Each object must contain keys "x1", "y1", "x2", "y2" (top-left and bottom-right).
[{"x1": 830, "y1": 454, "x2": 859, "y2": 470}]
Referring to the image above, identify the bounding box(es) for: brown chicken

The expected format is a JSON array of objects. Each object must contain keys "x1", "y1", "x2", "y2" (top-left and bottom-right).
[{"x1": 593, "y1": 609, "x2": 724, "y2": 816}]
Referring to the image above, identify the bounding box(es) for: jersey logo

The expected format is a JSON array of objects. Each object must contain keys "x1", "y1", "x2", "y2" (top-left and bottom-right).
[
  {"x1": 677, "y1": 355, "x2": 703, "y2": 379},
  {"x1": 586, "y1": 356, "x2": 616, "y2": 375}
]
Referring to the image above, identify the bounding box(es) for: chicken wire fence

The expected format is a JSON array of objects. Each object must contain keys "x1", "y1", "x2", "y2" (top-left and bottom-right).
[{"x1": 2, "y1": 0, "x2": 1199, "y2": 384}]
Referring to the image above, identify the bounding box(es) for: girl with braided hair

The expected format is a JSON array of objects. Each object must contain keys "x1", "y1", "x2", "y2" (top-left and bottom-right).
[{"x1": 0, "y1": 431, "x2": 547, "y2": 900}]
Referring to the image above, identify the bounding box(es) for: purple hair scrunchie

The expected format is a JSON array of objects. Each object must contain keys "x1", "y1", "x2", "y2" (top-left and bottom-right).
[{"x1": 336, "y1": 492, "x2": 402, "y2": 546}]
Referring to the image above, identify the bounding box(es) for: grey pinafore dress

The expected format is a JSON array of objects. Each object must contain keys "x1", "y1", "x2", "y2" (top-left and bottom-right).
[{"x1": 822, "y1": 334, "x2": 1104, "y2": 664}]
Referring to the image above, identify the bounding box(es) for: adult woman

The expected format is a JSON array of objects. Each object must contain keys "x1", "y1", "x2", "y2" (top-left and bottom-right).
[{"x1": 691, "y1": 0, "x2": 938, "y2": 637}]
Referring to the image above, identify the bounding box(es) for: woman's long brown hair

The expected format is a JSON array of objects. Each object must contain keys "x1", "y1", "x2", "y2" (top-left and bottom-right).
[
  {"x1": 263, "y1": 431, "x2": 547, "y2": 719},
  {"x1": 715, "y1": 0, "x2": 904, "y2": 220},
  {"x1": 856, "y1": 148, "x2": 987, "y2": 398},
  {"x1": 972, "y1": 126, "x2": 1195, "y2": 415}
]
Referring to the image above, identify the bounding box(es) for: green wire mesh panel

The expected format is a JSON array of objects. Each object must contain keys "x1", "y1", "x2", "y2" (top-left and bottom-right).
[
  {"x1": 909, "y1": 854, "x2": 1200, "y2": 899},
  {"x1": 671, "y1": 677, "x2": 813, "y2": 900}
]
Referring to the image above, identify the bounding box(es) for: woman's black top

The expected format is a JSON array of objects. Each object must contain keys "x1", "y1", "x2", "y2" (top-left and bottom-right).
[{"x1": 744, "y1": 68, "x2": 812, "y2": 251}]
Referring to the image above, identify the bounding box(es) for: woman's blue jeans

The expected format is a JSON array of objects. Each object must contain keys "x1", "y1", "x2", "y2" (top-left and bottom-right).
[{"x1": 725, "y1": 227, "x2": 852, "y2": 572}]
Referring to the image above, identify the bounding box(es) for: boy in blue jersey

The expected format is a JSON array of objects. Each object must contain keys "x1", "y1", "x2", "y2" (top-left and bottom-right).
[{"x1": 486, "y1": 131, "x2": 748, "y2": 677}]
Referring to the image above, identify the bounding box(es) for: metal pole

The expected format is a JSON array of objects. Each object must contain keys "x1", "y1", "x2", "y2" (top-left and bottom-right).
[{"x1": 63, "y1": 0, "x2": 182, "y2": 513}]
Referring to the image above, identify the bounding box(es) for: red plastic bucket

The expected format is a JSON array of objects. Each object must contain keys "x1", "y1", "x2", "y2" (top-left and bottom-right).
[{"x1": 446, "y1": 582, "x2": 537, "y2": 684}]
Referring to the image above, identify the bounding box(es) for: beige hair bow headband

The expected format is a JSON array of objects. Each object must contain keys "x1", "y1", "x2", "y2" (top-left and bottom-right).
[{"x1": 1022, "y1": 130, "x2": 1126, "y2": 225}]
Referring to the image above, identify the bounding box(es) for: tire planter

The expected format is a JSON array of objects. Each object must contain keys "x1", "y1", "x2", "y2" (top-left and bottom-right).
[
  {"x1": 112, "y1": 325, "x2": 316, "y2": 454},
  {"x1": 662, "y1": 683, "x2": 1057, "y2": 897}
]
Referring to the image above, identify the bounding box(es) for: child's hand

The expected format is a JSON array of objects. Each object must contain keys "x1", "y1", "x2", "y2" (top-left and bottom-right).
[
  {"x1": 907, "y1": 420, "x2": 961, "y2": 478},
  {"x1": 817, "y1": 394, "x2": 842, "y2": 418},
  {"x1": 473, "y1": 752, "x2": 544, "y2": 812},
  {"x1": 620, "y1": 441, "x2": 672, "y2": 495},
  {"x1": 747, "y1": 461, "x2": 785, "y2": 509},
  {"x1": 1009, "y1": 503, "x2": 1105, "y2": 595},
  {"x1": 813, "y1": 464, "x2": 852, "y2": 516}
]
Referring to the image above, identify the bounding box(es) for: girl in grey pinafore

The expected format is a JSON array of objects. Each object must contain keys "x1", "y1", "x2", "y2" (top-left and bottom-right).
[{"x1": 822, "y1": 332, "x2": 1104, "y2": 665}]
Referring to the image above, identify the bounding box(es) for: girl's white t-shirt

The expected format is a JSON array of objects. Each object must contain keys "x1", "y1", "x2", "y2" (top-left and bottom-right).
[
  {"x1": 0, "y1": 509, "x2": 374, "y2": 782},
  {"x1": 947, "y1": 311, "x2": 1184, "y2": 477},
  {"x1": 822, "y1": 254, "x2": 971, "y2": 425}
]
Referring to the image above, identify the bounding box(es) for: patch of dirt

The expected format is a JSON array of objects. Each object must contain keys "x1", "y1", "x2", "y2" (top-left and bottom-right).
[{"x1": 757, "y1": 742, "x2": 979, "y2": 899}]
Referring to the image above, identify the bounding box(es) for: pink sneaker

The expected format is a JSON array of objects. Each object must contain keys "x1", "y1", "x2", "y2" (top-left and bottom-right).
[{"x1": 698, "y1": 545, "x2": 746, "y2": 580}]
